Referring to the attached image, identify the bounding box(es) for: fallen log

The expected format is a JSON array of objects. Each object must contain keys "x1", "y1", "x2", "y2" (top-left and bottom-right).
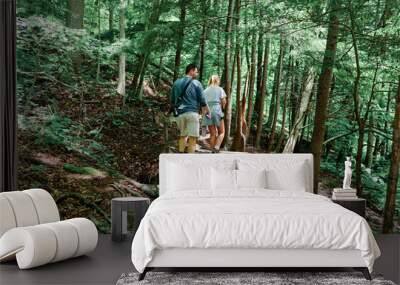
[
  {"x1": 111, "y1": 182, "x2": 144, "y2": 197},
  {"x1": 124, "y1": 178, "x2": 159, "y2": 198}
]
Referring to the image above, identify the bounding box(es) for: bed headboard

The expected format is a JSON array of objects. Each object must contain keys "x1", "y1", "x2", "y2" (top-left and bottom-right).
[{"x1": 159, "y1": 153, "x2": 314, "y2": 195}]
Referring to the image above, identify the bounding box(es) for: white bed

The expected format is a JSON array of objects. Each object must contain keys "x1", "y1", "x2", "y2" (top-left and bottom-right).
[{"x1": 131, "y1": 153, "x2": 380, "y2": 280}]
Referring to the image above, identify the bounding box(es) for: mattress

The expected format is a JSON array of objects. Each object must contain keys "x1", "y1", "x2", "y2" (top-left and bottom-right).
[{"x1": 131, "y1": 190, "x2": 380, "y2": 273}]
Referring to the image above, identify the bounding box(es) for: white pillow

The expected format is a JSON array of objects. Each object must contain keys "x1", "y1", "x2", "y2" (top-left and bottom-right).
[
  {"x1": 236, "y1": 169, "x2": 267, "y2": 189},
  {"x1": 265, "y1": 162, "x2": 307, "y2": 191},
  {"x1": 212, "y1": 168, "x2": 237, "y2": 190},
  {"x1": 167, "y1": 163, "x2": 212, "y2": 191}
]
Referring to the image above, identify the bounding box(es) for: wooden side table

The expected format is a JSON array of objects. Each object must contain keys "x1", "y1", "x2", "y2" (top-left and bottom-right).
[
  {"x1": 332, "y1": 198, "x2": 366, "y2": 218},
  {"x1": 111, "y1": 197, "x2": 150, "y2": 242}
]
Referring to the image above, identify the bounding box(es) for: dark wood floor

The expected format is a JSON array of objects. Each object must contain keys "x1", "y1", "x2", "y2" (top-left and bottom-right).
[
  {"x1": 0, "y1": 234, "x2": 134, "y2": 285},
  {"x1": 0, "y1": 234, "x2": 398, "y2": 285},
  {"x1": 374, "y1": 234, "x2": 400, "y2": 284}
]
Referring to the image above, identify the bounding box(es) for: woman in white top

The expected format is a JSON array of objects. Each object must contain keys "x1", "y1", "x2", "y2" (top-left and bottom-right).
[{"x1": 202, "y1": 75, "x2": 227, "y2": 152}]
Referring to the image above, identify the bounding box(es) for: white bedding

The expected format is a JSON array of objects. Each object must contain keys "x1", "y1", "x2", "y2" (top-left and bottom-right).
[{"x1": 131, "y1": 190, "x2": 380, "y2": 273}]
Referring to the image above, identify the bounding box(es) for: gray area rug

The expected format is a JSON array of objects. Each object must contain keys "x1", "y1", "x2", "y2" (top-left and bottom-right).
[{"x1": 116, "y1": 272, "x2": 396, "y2": 285}]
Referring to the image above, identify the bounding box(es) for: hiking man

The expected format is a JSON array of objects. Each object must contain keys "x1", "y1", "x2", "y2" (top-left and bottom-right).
[{"x1": 170, "y1": 63, "x2": 210, "y2": 153}]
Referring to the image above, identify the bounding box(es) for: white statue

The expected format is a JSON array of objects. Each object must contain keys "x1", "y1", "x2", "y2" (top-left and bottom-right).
[{"x1": 342, "y1": 157, "x2": 352, "y2": 189}]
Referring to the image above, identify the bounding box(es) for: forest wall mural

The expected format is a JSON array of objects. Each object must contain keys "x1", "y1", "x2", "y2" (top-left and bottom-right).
[{"x1": 16, "y1": 0, "x2": 399, "y2": 233}]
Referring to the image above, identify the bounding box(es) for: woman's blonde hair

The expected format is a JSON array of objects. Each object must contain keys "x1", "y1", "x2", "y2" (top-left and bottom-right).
[{"x1": 208, "y1": 75, "x2": 220, "y2": 86}]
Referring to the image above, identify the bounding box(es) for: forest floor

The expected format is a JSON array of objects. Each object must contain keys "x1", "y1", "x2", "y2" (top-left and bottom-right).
[{"x1": 17, "y1": 88, "x2": 169, "y2": 232}]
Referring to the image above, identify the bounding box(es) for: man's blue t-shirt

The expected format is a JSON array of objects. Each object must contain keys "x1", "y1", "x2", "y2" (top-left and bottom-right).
[{"x1": 170, "y1": 76, "x2": 207, "y2": 115}]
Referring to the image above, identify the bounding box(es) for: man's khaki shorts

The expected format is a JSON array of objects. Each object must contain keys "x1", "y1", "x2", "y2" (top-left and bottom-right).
[{"x1": 176, "y1": 112, "x2": 200, "y2": 137}]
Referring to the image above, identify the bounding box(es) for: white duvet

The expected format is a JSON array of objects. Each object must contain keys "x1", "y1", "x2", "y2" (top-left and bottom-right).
[{"x1": 131, "y1": 190, "x2": 380, "y2": 273}]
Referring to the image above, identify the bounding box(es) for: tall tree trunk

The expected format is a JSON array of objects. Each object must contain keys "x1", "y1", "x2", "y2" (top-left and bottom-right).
[
  {"x1": 350, "y1": 7, "x2": 378, "y2": 196},
  {"x1": 300, "y1": 112, "x2": 309, "y2": 142},
  {"x1": 173, "y1": 0, "x2": 187, "y2": 82},
  {"x1": 66, "y1": 0, "x2": 84, "y2": 28},
  {"x1": 231, "y1": 50, "x2": 237, "y2": 83},
  {"x1": 241, "y1": 71, "x2": 249, "y2": 136},
  {"x1": 243, "y1": 7, "x2": 250, "y2": 69},
  {"x1": 216, "y1": 0, "x2": 221, "y2": 75},
  {"x1": 378, "y1": 0, "x2": 396, "y2": 27},
  {"x1": 350, "y1": 7, "x2": 365, "y2": 196},
  {"x1": 96, "y1": 0, "x2": 101, "y2": 82},
  {"x1": 130, "y1": 0, "x2": 163, "y2": 98},
  {"x1": 66, "y1": 0, "x2": 85, "y2": 74},
  {"x1": 228, "y1": 6, "x2": 238, "y2": 134},
  {"x1": 222, "y1": 0, "x2": 235, "y2": 147},
  {"x1": 372, "y1": 135, "x2": 380, "y2": 162},
  {"x1": 381, "y1": 89, "x2": 392, "y2": 156},
  {"x1": 117, "y1": 0, "x2": 126, "y2": 97},
  {"x1": 254, "y1": 37, "x2": 270, "y2": 149},
  {"x1": 364, "y1": 114, "x2": 376, "y2": 168},
  {"x1": 289, "y1": 58, "x2": 299, "y2": 131},
  {"x1": 354, "y1": 124, "x2": 365, "y2": 193},
  {"x1": 376, "y1": 0, "x2": 395, "y2": 66},
  {"x1": 310, "y1": 1, "x2": 339, "y2": 193},
  {"x1": 267, "y1": 35, "x2": 286, "y2": 152},
  {"x1": 267, "y1": 37, "x2": 283, "y2": 128},
  {"x1": 276, "y1": 78, "x2": 289, "y2": 151},
  {"x1": 354, "y1": 62, "x2": 378, "y2": 196},
  {"x1": 277, "y1": 56, "x2": 293, "y2": 150},
  {"x1": 246, "y1": 31, "x2": 257, "y2": 138},
  {"x1": 253, "y1": 31, "x2": 264, "y2": 128},
  {"x1": 157, "y1": 55, "x2": 164, "y2": 85},
  {"x1": 283, "y1": 68, "x2": 315, "y2": 153},
  {"x1": 198, "y1": 0, "x2": 208, "y2": 83},
  {"x1": 300, "y1": 77, "x2": 317, "y2": 142},
  {"x1": 231, "y1": 0, "x2": 245, "y2": 152},
  {"x1": 108, "y1": 4, "x2": 114, "y2": 33},
  {"x1": 382, "y1": 76, "x2": 400, "y2": 233},
  {"x1": 231, "y1": 48, "x2": 245, "y2": 151}
]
